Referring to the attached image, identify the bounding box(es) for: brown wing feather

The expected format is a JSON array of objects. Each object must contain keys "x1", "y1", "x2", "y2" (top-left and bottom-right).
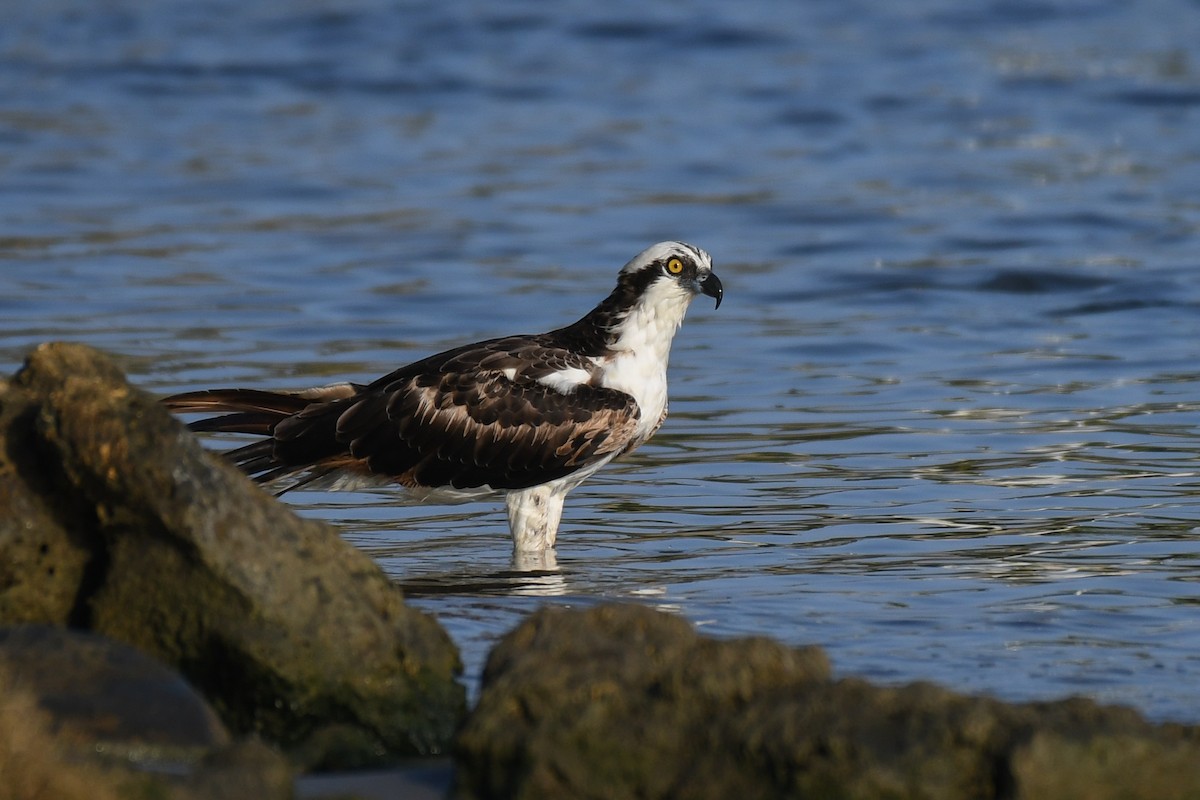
[
  {"x1": 164, "y1": 337, "x2": 640, "y2": 492},
  {"x1": 273, "y1": 368, "x2": 639, "y2": 491}
]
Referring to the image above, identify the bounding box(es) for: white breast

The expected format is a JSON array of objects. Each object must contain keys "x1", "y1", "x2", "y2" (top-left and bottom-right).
[
  {"x1": 599, "y1": 350, "x2": 667, "y2": 446},
  {"x1": 596, "y1": 276, "x2": 693, "y2": 446}
]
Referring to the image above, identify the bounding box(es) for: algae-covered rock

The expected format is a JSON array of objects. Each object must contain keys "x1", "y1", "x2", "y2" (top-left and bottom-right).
[
  {"x1": 454, "y1": 603, "x2": 832, "y2": 799},
  {"x1": 454, "y1": 603, "x2": 1200, "y2": 800},
  {"x1": 0, "y1": 342, "x2": 465, "y2": 767},
  {"x1": 726, "y1": 678, "x2": 1193, "y2": 799},
  {"x1": 0, "y1": 378, "x2": 96, "y2": 625},
  {"x1": 1011, "y1": 731, "x2": 1200, "y2": 800}
]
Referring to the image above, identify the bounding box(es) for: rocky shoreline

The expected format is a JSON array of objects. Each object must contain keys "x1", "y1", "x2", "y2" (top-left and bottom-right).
[{"x1": 2, "y1": 343, "x2": 1198, "y2": 799}]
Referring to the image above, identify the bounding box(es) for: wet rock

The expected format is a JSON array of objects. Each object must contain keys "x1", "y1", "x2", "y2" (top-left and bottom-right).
[
  {"x1": 0, "y1": 342, "x2": 465, "y2": 767},
  {"x1": 172, "y1": 738, "x2": 296, "y2": 800},
  {"x1": 0, "y1": 377, "x2": 95, "y2": 625},
  {"x1": 0, "y1": 650, "x2": 292, "y2": 800},
  {"x1": 721, "y1": 678, "x2": 1200, "y2": 799},
  {"x1": 0, "y1": 624, "x2": 228, "y2": 755},
  {"x1": 296, "y1": 758, "x2": 455, "y2": 800},
  {"x1": 1, "y1": 659, "x2": 126, "y2": 800},
  {"x1": 454, "y1": 603, "x2": 831, "y2": 799},
  {"x1": 454, "y1": 603, "x2": 1200, "y2": 800},
  {"x1": 1011, "y1": 731, "x2": 1200, "y2": 800}
]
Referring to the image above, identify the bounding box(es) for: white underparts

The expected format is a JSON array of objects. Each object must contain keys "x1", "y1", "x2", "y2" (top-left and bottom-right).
[{"x1": 598, "y1": 276, "x2": 694, "y2": 446}]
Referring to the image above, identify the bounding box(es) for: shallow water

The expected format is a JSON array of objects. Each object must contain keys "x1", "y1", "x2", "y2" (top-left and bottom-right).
[{"x1": 4, "y1": 0, "x2": 1200, "y2": 721}]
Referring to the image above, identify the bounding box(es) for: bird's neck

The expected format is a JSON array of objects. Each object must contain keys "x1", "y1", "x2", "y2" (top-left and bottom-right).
[
  {"x1": 602, "y1": 296, "x2": 684, "y2": 365},
  {"x1": 558, "y1": 280, "x2": 690, "y2": 361},
  {"x1": 597, "y1": 289, "x2": 693, "y2": 444},
  {"x1": 548, "y1": 281, "x2": 689, "y2": 444}
]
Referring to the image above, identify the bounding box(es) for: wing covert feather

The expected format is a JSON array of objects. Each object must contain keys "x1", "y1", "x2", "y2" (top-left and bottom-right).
[{"x1": 272, "y1": 340, "x2": 639, "y2": 491}]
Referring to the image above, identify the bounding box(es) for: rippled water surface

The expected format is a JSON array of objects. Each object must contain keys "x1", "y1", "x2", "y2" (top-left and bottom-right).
[{"x1": 4, "y1": 0, "x2": 1200, "y2": 719}]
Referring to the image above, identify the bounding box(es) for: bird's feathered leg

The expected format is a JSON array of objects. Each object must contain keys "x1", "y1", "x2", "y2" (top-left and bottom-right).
[{"x1": 505, "y1": 483, "x2": 568, "y2": 551}]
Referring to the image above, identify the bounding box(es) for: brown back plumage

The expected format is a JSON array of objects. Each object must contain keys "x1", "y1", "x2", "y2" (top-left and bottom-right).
[{"x1": 163, "y1": 334, "x2": 642, "y2": 494}]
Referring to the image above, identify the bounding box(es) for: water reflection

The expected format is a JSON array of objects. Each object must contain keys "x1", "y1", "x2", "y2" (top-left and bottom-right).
[{"x1": 398, "y1": 561, "x2": 567, "y2": 599}]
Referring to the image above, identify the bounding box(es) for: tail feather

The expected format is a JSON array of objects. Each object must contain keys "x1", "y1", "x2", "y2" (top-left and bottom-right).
[
  {"x1": 258, "y1": 464, "x2": 341, "y2": 494},
  {"x1": 164, "y1": 389, "x2": 319, "y2": 487},
  {"x1": 222, "y1": 441, "x2": 336, "y2": 495},
  {"x1": 188, "y1": 412, "x2": 279, "y2": 435},
  {"x1": 164, "y1": 388, "x2": 314, "y2": 439},
  {"x1": 163, "y1": 385, "x2": 368, "y2": 492},
  {"x1": 163, "y1": 388, "x2": 313, "y2": 416},
  {"x1": 223, "y1": 440, "x2": 279, "y2": 475}
]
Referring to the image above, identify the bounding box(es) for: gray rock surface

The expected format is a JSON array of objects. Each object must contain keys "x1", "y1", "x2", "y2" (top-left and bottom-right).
[{"x1": 0, "y1": 342, "x2": 465, "y2": 768}]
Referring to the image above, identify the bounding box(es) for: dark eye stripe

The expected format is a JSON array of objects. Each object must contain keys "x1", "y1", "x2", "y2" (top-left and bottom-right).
[{"x1": 680, "y1": 242, "x2": 705, "y2": 264}]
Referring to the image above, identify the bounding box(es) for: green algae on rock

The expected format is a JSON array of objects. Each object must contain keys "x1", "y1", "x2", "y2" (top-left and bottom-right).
[{"x1": 455, "y1": 603, "x2": 1200, "y2": 800}]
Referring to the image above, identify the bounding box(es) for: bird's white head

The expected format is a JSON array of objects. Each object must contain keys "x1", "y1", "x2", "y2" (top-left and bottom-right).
[
  {"x1": 597, "y1": 241, "x2": 722, "y2": 360},
  {"x1": 617, "y1": 240, "x2": 723, "y2": 314}
]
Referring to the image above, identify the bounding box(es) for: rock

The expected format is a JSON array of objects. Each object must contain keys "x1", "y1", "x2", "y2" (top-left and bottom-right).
[
  {"x1": 0, "y1": 377, "x2": 95, "y2": 625},
  {"x1": 1, "y1": 658, "x2": 126, "y2": 800},
  {"x1": 0, "y1": 342, "x2": 465, "y2": 767},
  {"x1": 454, "y1": 603, "x2": 1200, "y2": 800},
  {"x1": 0, "y1": 651, "x2": 292, "y2": 800},
  {"x1": 454, "y1": 603, "x2": 831, "y2": 799},
  {"x1": 295, "y1": 758, "x2": 455, "y2": 800},
  {"x1": 0, "y1": 624, "x2": 229, "y2": 756},
  {"x1": 171, "y1": 738, "x2": 296, "y2": 800},
  {"x1": 1011, "y1": 731, "x2": 1200, "y2": 800},
  {"x1": 722, "y1": 678, "x2": 1192, "y2": 799}
]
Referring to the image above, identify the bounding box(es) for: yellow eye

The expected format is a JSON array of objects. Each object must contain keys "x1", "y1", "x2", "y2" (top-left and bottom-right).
[{"x1": 666, "y1": 257, "x2": 685, "y2": 275}]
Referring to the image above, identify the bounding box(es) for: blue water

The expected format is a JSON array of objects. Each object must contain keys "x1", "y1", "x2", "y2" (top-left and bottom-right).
[{"x1": 4, "y1": 0, "x2": 1200, "y2": 720}]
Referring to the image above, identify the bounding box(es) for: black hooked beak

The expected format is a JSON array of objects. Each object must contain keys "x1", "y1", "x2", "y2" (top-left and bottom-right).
[{"x1": 700, "y1": 271, "x2": 724, "y2": 309}]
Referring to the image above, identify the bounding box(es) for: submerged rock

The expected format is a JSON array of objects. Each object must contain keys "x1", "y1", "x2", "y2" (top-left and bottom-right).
[
  {"x1": 455, "y1": 603, "x2": 1200, "y2": 800},
  {"x1": 0, "y1": 342, "x2": 465, "y2": 768}
]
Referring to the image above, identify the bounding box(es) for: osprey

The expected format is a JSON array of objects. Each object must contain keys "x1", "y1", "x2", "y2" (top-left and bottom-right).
[{"x1": 164, "y1": 241, "x2": 723, "y2": 552}]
